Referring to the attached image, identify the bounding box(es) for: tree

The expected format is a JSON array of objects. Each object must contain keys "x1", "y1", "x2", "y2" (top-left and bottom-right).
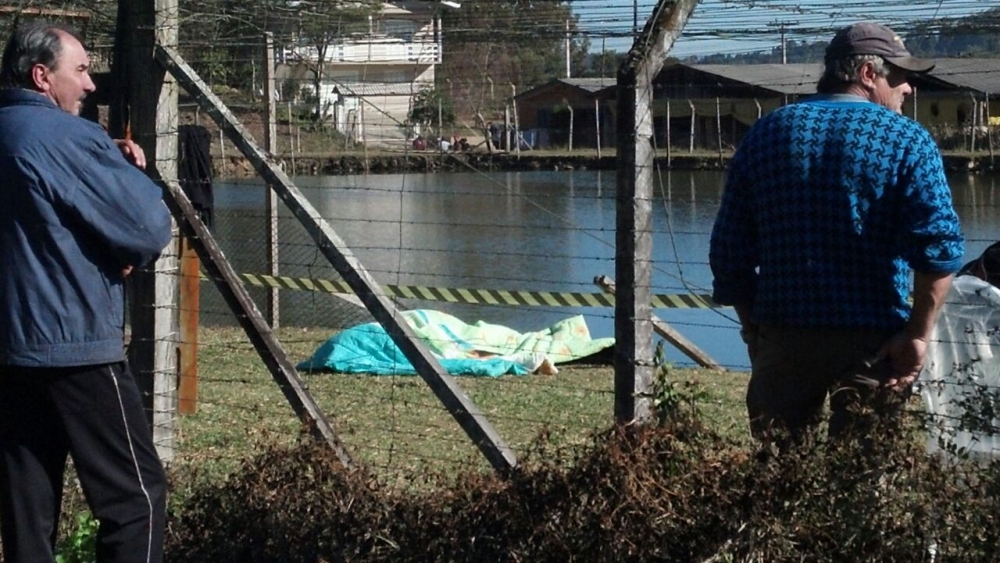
[
  {"x1": 261, "y1": 0, "x2": 382, "y2": 120},
  {"x1": 406, "y1": 88, "x2": 455, "y2": 138},
  {"x1": 438, "y1": 0, "x2": 587, "y2": 123},
  {"x1": 906, "y1": 6, "x2": 1000, "y2": 58},
  {"x1": 176, "y1": 0, "x2": 382, "y2": 115},
  {"x1": 579, "y1": 49, "x2": 627, "y2": 78}
]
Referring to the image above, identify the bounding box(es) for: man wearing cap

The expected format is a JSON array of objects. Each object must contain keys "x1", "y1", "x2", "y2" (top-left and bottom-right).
[{"x1": 709, "y1": 22, "x2": 964, "y2": 443}]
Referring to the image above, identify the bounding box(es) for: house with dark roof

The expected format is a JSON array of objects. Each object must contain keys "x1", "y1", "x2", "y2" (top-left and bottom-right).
[
  {"x1": 515, "y1": 60, "x2": 999, "y2": 152},
  {"x1": 651, "y1": 63, "x2": 822, "y2": 150},
  {"x1": 513, "y1": 77, "x2": 616, "y2": 149},
  {"x1": 908, "y1": 59, "x2": 1000, "y2": 150}
]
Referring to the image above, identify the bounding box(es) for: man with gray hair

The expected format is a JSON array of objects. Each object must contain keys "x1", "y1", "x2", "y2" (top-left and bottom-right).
[
  {"x1": 709, "y1": 22, "x2": 964, "y2": 444},
  {"x1": 0, "y1": 23, "x2": 170, "y2": 563}
]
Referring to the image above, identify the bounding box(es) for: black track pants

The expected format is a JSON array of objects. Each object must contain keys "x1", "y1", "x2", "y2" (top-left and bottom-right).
[{"x1": 0, "y1": 362, "x2": 166, "y2": 563}]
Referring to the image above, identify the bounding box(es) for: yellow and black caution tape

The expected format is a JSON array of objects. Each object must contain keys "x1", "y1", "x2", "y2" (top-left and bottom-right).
[{"x1": 199, "y1": 272, "x2": 719, "y2": 309}]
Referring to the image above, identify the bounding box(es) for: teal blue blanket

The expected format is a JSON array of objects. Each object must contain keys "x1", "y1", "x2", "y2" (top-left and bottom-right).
[{"x1": 297, "y1": 310, "x2": 615, "y2": 377}]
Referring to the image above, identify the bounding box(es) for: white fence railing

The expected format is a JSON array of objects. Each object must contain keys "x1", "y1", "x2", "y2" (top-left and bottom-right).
[{"x1": 285, "y1": 38, "x2": 440, "y2": 64}]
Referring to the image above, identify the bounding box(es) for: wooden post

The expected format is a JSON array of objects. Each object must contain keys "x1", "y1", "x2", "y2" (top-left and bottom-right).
[
  {"x1": 595, "y1": 98, "x2": 602, "y2": 159},
  {"x1": 988, "y1": 94, "x2": 994, "y2": 166},
  {"x1": 113, "y1": 0, "x2": 180, "y2": 462},
  {"x1": 264, "y1": 32, "x2": 280, "y2": 328},
  {"x1": 567, "y1": 101, "x2": 574, "y2": 152},
  {"x1": 971, "y1": 92, "x2": 978, "y2": 154},
  {"x1": 177, "y1": 235, "x2": 199, "y2": 414},
  {"x1": 688, "y1": 100, "x2": 696, "y2": 153},
  {"x1": 158, "y1": 44, "x2": 518, "y2": 473},
  {"x1": 218, "y1": 128, "x2": 225, "y2": 172},
  {"x1": 437, "y1": 94, "x2": 443, "y2": 141},
  {"x1": 288, "y1": 100, "x2": 297, "y2": 173},
  {"x1": 360, "y1": 100, "x2": 368, "y2": 168},
  {"x1": 504, "y1": 104, "x2": 511, "y2": 151},
  {"x1": 666, "y1": 98, "x2": 671, "y2": 168},
  {"x1": 512, "y1": 85, "x2": 520, "y2": 158},
  {"x1": 716, "y1": 97, "x2": 723, "y2": 166},
  {"x1": 615, "y1": 0, "x2": 699, "y2": 424}
]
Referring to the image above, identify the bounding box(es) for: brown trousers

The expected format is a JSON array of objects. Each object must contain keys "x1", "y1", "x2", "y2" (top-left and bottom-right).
[{"x1": 745, "y1": 325, "x2": 910, "y2": 442}]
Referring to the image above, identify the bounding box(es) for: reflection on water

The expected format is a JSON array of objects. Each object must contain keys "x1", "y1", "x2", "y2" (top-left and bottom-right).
[{"x1": 209, "y1": 170, "x2": 1000, "y2": 370}]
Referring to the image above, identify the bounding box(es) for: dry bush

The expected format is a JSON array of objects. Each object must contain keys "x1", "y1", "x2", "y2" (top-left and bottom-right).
[{"x1": 166, "y1": 414, "x2": 1000, "y2": 563}]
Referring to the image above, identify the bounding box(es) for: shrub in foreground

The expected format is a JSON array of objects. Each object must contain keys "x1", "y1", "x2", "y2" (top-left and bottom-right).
[{"x1": 166, "y1": 418, "x2": 1000, "y2": 563}]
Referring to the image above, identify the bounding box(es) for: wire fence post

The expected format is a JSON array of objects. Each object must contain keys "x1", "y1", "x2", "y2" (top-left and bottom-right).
[
  {"x1": 666, "y1": 98, "x2": 672, "y2": 168},
  {"x1": 567, "y1": 100, "x2": 574, "y2": 152},
  {"x1": 716, "y1": 96, "x2": 723, "y2": 166},
  {"x1": 595, "y1": 97, "x2": 602, "y2": 159},
  {"x1": 615, "y1": 0, "x2": 699, "y2": 425},
  {"x1": 264, "y1": 32, "x2": 280, "y2": 328},
  {"x1": 116, "y1": 0, "x2": 180, "y2": 461}
]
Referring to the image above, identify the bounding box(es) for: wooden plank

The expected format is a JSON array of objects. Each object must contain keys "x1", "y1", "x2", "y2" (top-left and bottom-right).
[
  {"x1": 155, "y1": 44, "x2": 518, "y2": 474},
  {"x1": 162, "y1": 178, "x2": 354, "y2": 467},
  {"x1": 178, "y1": 236, "x2": 200, "y2": 414},
  {"x1": 615, "y1": 0, "x2": 700, "y2": 424},
  {"x1": 595, "y1": 276, "x2": 723, "y2": 371}
]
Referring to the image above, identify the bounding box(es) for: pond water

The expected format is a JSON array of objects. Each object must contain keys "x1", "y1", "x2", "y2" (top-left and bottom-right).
[{"x1": 211, "y1": 169, "x2": 1000, "y2": 371}]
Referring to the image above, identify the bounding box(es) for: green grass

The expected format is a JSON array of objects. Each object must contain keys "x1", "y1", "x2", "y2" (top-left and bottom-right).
[{"x1": 169, "y1": 326, "x2": 750, "y2": 496}]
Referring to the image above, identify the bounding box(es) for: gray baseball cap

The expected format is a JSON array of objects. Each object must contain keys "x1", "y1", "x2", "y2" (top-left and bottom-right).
[{"x1": 825, "y1": 22, "x2": 935, "y2": 73}]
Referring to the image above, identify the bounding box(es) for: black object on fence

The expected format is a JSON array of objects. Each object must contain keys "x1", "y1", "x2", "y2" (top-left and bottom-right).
[{"x1": 179, "y1": 124, "x2": 214, "y2": 230}]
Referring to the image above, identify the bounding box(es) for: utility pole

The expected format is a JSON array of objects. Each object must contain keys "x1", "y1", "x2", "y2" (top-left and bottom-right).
[
  {"x1": 634, "y1": 0, "x2": 639, "y2": 40},
  {"x1": 565, "y1": 19, "x2": 571, "y2": 78},
  {"x1": 769, "y1": 20, "x2": 797, "y2": 64}
]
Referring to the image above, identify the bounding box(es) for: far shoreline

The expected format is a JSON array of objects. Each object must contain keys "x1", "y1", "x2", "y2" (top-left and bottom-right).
[{"x1": 213, "y1": 150, "x2": 1000, "y2": 179}]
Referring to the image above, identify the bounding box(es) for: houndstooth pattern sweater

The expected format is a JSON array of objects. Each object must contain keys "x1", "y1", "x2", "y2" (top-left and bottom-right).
[{"x1": 709, "y1": 94, "x2": 965, "y2": 329}]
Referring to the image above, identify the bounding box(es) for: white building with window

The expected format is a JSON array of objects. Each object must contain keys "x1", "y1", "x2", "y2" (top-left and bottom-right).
[{"x1": 277, "y1": 1, "x2": 450, "y2": 147}]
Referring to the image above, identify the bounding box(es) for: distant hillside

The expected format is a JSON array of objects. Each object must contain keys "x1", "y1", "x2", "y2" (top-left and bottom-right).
[{"x1": 690, "y1": 7, "x2": 1000, "y2": 65}]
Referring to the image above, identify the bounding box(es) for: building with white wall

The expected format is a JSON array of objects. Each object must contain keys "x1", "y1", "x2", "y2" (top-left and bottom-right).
[{"x1": 277, "y1": 1, "x2": 448, "y2": 147}]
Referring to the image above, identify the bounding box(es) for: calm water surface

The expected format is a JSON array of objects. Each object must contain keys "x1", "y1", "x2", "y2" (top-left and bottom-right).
[{"x1": 213, "y1": 170, "x2": 1000, "y2": 371}]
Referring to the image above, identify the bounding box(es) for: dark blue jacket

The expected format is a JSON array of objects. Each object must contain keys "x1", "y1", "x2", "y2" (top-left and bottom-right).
[{"x1": 0, "y1": 89, "x2": 172, "y2": 367}]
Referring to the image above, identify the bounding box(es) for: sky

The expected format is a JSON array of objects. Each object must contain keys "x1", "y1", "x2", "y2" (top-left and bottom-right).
[{"x1": 571, "y1": 0, "x2": 997, "y2": 57}]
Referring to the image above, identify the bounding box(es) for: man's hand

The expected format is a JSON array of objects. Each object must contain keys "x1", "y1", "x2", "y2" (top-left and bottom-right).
[
  {"x1": 873, "y1": 331, "x2": 929, "y2": 392},
  {"x1": 121, "y1": 265, "x2": 134, "y2": 278},
  {"x1": 114, "y1": 139, "x2": 146, "y2": 169},
  {"x1": 871, "y1": 270, "x2": 952, "y2": 392}
]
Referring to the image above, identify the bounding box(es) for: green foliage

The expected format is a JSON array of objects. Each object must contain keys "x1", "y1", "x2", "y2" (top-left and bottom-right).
[
  {"x1": 579, "y1": 49, "x2": 626, "y2": 78},
  {"x1": 648, "y1": 340, "x2": 707, "y2": 427},
  {"x1": 907, "y1": 6, "x2": 1000, "y2": 57},
  {"x1": 55, "y1": 512, "x2": 99, "y2": 563},
  {"x1": 440, "y1": 0, "x2": 586, "y2": 119},
  {"x1": 406, "y1": 88, "x2": 456, "y2": 134},
  {"x1": 177, "y1": 0, "x2": 382, "y2": 109},
  {"x1": 694, "y1": 7, "x2": 1000, "y2": 65}
]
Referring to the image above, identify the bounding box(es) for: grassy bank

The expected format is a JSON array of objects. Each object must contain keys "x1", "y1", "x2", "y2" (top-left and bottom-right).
[{"x1": 169, "y1": 326, "x2": 749, "y2": 497}]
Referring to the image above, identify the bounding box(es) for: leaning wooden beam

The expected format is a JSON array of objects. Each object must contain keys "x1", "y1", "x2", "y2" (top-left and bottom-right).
[
  {"x1": 615, "y1": 0, "x2": 701, "y2": 424},
  {"x1": 595, "y1": 276, "x2": 723, "y2": 372},
  {"x1": 162, "y1": 178, "x2": 353, "y2": 467},
  {"x1": 155, "y1": 44, "x2": 518, "y2": 474}
]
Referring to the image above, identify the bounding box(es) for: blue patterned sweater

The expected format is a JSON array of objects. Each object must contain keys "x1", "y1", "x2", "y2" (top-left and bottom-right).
[{"x1": 709, "y1": 95, "x2": 964, "y2": 329}]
